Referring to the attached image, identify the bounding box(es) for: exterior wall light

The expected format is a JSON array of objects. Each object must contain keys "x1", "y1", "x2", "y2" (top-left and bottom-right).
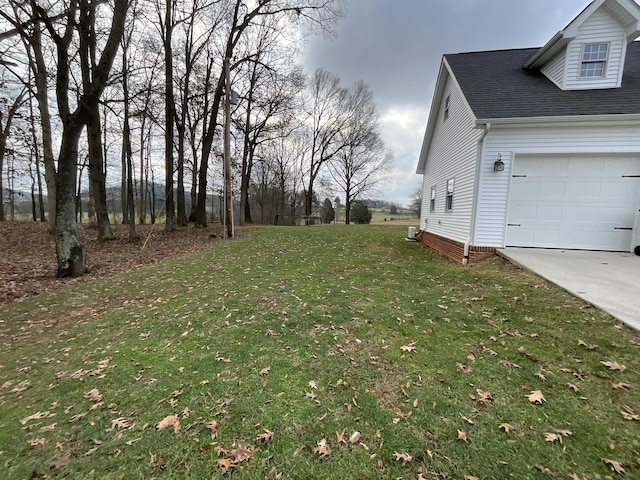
[{"x1": 493, "y1": 153, "x2": 505, "y2": 172}]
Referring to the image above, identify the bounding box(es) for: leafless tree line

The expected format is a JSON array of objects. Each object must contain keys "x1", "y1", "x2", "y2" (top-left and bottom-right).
[{"x1": 0, "y1": 0, "x2": 391, "y2": 278}]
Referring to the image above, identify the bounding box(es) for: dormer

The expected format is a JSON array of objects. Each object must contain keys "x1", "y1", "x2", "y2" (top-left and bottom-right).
[{"x1": 524, "y1": 0, "x2": 640, "y2": 90}]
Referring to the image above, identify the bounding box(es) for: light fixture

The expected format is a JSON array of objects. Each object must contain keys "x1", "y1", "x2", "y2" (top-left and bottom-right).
[{"x1": 493, "y1": 153, "x2": 505, "y2": 172}]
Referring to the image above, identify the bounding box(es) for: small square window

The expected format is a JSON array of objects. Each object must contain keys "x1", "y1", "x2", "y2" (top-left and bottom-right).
[
  {"x1": 443, "y1": 95, "x2": 450, "y2": 121},
  {"x1": 580, "y1": 43, "x2": 608, "y2": 78},
  {"x1": 430, "y1": 186, "x2": 436, "y2": 212},
  {"x1": 445, "y1": 178, "x2": 454, "y2": 212}
]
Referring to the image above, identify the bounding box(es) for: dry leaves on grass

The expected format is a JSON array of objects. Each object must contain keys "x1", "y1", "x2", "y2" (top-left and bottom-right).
[
  {"x1": 216, "y1": 446, "x2": 253, "y2": 473},
  {"x1": 527, "y1": 390, "x2": 545, "y2": 405},
  {"x1": 612, "y1": 382, "x2": 631, "y2": 390},
  {"x1": 83, "y1": 388, "x2": 102, "y2": 403},
  {"x1": 620, "y1": 404, "x2": 639, "y2": 421},
  {"x1": 20, "y1": 411, "x2": 50, "y2": 425},
  {"x1": 457, "y1": 363, "x2": 473, "y2": 374},
  {"x1": 393, "y1": 452, "x2": 412, "y2": 464},
  {"x1": 604, "y1": 458, "x2": 625, "y2": 474},
  {"x1": 157, "y1": 415, "x2": 180, "y2": 434},
  {"x1": 256, "y1": 429, "x2": 274, "y2": 444},
  {"x1": 457, "y1": 430, "x2": 469, "y2": 443},
  {"x1": 313, "y1": 439, "x2": 330, "y2": 459},
  {"x1": 601, "y1": 361, "x2": 627, "y2": 372},
  {"x1": 400, "y1": 343, "x2": 416, "y2": 352},
  {"x1": 499, "y1": 423, "x2": 514, "y2": 433}
]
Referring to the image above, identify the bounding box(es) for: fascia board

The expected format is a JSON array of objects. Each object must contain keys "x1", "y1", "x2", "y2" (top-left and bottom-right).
[
  {"x1": 416, "y1": 59, "x2": 449, "y2": 174},
  {"x1": 475, "y1": 113, "x2": 640, "y2": 127}
]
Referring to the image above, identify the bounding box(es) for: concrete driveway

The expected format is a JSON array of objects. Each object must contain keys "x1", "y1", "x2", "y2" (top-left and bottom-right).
[{"x1": 497, "y1": 248, "x2": 640, "y2": 331}]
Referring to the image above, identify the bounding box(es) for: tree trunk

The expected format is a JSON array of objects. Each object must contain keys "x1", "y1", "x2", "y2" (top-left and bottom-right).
[
  {"x1": 55, "y1": 125, "x2": 86, "y2": 277},
  {"x1": 163, "y1": 1, "x2": 176, "y2": 232},
  {"x1": 87, "y1": 106, "x2": 115, "y2": 240}
]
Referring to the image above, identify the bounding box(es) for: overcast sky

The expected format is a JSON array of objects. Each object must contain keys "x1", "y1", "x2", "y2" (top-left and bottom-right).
[{"x1": 303, "y1": 0, "x2": 591, "y2": 207}]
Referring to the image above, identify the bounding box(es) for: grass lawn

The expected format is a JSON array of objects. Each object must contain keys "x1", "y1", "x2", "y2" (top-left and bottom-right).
[{"x1": 0, "y1": 225, "x2": 638, "y2": 479}]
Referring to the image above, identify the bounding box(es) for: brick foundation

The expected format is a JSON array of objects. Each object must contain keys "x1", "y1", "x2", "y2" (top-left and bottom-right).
[{"x1": 416, "y1": 230, "x2": 496, "y2": 264}]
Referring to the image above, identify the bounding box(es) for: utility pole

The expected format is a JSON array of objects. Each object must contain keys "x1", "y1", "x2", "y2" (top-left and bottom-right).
[{"x1": 223, "y1": 58, "x2": 234, "y2": 238}]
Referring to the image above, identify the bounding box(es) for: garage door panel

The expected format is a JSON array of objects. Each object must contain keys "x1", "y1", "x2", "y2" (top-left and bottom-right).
[{"x1": 506, "y1": 155, "x2": 639, "y2": 251}]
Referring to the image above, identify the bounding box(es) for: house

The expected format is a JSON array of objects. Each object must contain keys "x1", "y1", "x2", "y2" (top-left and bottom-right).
[{"x1": 416, "y1": 0, "x2": 640, "y2": 264}]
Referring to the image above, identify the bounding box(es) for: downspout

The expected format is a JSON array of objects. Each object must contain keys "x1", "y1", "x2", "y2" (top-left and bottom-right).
[{"x1": 465, "y1": 122, "x2": 491, "y2": 265}]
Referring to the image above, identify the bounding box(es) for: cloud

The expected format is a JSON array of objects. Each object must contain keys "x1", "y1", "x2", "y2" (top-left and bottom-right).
[{"x1": 303, "y1": 0, "x2": 592, "y2": 206}]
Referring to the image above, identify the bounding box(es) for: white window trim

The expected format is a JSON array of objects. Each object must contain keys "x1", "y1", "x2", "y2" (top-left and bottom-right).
[
  {"x1": 579, "y1": 42, "x2": 609, "y2": 79},
  {"x1": 445, "y1": 178, "x2": 454, "y2": 212},
  {"x1": 430, "y1": 186, "x2": 436, "y2": 212}
]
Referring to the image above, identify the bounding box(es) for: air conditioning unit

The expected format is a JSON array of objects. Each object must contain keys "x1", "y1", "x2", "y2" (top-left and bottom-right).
[
  {"x1": 406, "y1": 226, "x2": 418, "y2": 241},
  {"x1": 632, "y1": 210, "x2": 640, "y2": 256}
]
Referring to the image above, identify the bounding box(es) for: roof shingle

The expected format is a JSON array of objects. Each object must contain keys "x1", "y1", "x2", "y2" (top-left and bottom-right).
[{"x1": 444, "y1": 42, "x2": 640, "y2": 119}]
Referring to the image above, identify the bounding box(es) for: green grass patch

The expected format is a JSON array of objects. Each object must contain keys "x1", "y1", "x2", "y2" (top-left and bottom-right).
[{"x1": 0, "y1": 225, "x2": 638, "y2": 479}]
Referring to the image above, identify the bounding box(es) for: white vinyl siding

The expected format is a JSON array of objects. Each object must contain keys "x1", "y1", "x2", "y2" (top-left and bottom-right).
[
  {"x1": 420, "y1": 74, "x2": 481, "y2": 241},
  {"x1": 474, "y1": 122, "x2": 640, "y2": 247},
  {"x1": 564, "y1": 9, "x2": 626, "y2": 89},
  {"x1": 541, "y1": 51, "x2": 567, "y2": 88}
]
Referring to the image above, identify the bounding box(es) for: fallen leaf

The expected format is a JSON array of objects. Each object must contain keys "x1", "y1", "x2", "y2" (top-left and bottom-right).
[
  {"x1": 349, "y1": 431, "x2": 361, "y2": 444},
  {"x1": 568, "y1": 383, "x2": 580, "y2": 392},
  {"x1": 498, "y1": 360, "x2": 521, "y2": 369},
  {"x1": 30, "y1": 438, "x2": 46, "y2": 446},
  {"x1": 577, "y1": 339, "x2": 597, "y2": 350},
  {"x1": 313, "y1": 439, "x2": 330, "y2": 458},
  {"x1": 20, "y1": 411, "x2": 50, "y2": 425},
  {"x1": 555, "y1": 429, "x2": 572, "y2": 437},
  {"x1": 544, "y1": 432, "x2": 563, "y2": 443},
  {"x1": 308, "y1": 380, "x2": 317, "y2": 390},
  {"x1": 476, "y1": 389, "x2": 493, "y2": 403},
  {"x1": 601, "y1": 361, "x2": 626, "y2": 372},
  {"x1": 535, "y1": 372, "x2": 547, "y2": 382},
  {"x1": 230, "y1": 448, "x2": 252, "y2": 463},
  {"x1": 336, "y1": 430, "x2": 346, "y2": 444},
  {"x1": 111, "y1": 417, "x2": 130, "y2": 430},
  {"x1": 157, "y1": 415, "x2": 181, "y2": 434},
  {"x1": 535, "y1": 464, "x2": 555, "y2": 475},
  {"x1": 39, "y1": 423, "x2": 57, "y2": 433},
  {"x1": 457, "y1": 363, "x2": 473, "y2": 374},
  {"x1": 499, "y1": 423, "x2": 514, "y2": 433},
  {"x1": 259, "y1": 366, "x2": 271, "y2": 375},
  {"x1": 217, "y1": 458, "x2": 235, "y2": 473},
  {"x1": 527, "y1": 390, "x2": 545, "y2": 405},
  {"x1": 304, "y1": 392, "x2": 317, "y2": 400},
  {"x1": 457, "y1": 430, "x2": 469, "y2": 443},
  {"x1": 464, "y1": 476, "x2": 480, "y2": 480},
  {"x1": 400, "y1": 343, "x2": 416, "y2": 352},
  {"x1": 393, "y1": 452, "x2": 412, "y2": 464},
  {"x1": 620, "y1": 404, "x2": 639, "y2": 421},
  {"x1": 257, "y1": 429, "x2": 274, "y2": 444},
  {"x1": 467, "y1": 352, "x2": 477, "y2": 361},
  {"x1": 604, "y1": 458, "x2": 625, "y2": 474},
  {"x1": 612, "y1": 382, "x2": 631, "y2": 390},
  {"x1": 83, "y1": 388, "x2": 102, "y2": 403},
  {"x1": 205, "y1": 420, "x2": 218, "y2": 438}
]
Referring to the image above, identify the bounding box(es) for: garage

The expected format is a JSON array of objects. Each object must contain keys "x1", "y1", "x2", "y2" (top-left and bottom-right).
[{"x1": 505, "y1": 155, "x2": 640, "y2": 251}]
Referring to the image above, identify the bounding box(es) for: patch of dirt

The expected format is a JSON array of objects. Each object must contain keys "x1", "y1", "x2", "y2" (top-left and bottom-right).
[{"x1": 0, "y1": 221, "x2": 223, "y2": 306}]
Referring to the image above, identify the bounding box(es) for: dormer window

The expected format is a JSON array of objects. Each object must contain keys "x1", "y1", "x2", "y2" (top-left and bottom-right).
[{"x1": 579, "y1": 43, "x2": 609, "y2": 78}]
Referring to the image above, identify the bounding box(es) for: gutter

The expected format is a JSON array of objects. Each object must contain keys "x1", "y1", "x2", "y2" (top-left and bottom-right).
[{"x1": 475, "y1": 114, "x2": 640, "y2": 127}]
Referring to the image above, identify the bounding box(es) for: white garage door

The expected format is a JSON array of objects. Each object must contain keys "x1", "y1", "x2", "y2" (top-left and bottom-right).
[{"x1": 506, "y1": 155, "x2": 640, "y2": 251}]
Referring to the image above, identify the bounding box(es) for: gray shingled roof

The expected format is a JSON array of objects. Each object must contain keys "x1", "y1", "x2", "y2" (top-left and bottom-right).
[{"x1": 444, "y1": 42, "x2": 640, "y2": 119}]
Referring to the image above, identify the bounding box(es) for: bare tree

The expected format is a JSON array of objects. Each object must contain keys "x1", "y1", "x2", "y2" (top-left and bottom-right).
[
  {"x1": 328, "y1": 80, "x2": 391, "y2": 224},
  {"x1": 2, "y1": 0, "x2": 128, "y2": 277},
  {"x1": 194, "y1": 0, "x2": 345, "y2": 227},
  {"x1": 0, "y1": 84, "x2": 26, "y2": 221}
]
